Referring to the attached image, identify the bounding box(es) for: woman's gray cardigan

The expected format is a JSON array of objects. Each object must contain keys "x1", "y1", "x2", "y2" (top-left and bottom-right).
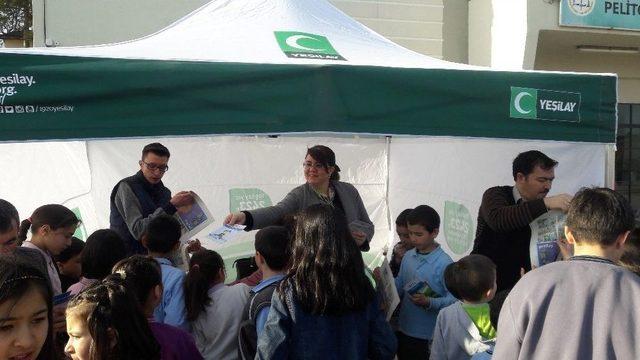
[{"x1": 246, "y1": 181, "x2": 374, "y2": 251}]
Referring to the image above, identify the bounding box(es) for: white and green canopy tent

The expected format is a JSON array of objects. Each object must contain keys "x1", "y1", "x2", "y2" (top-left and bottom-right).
[{"x1": 0, "y1": 0, "x2": 616, "y2": 270}]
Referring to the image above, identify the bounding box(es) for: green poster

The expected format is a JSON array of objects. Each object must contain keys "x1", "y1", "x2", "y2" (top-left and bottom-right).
[
  {"x1": 228, "y1": 188, "x2": 273, "y2": 212},
  {"x1": 70, "y1": 207, "x2": 88, "y2": 241},
  {"x1": 443, "y1": 201, "x2": 474, "y2": 255}
]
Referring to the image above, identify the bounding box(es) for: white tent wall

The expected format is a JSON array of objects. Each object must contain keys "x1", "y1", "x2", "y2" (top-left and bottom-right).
[
  {"x1": 388, "y1": 137, "x2": 609, "y2": 261},
  {"x1": 3, "y1": 136, "x2": 611, "y2": 269},
  {"x1": 83, "y1": 136, "x2": 389, "y2": 264},
  {"x1": 1, "y1": 141, "x2": 93, "y2": 240}
]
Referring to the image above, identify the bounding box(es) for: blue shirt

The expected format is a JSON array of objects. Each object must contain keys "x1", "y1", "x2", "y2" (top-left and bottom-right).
[
  {"x1": 394, "y1": 246, "x2": 455, "y2": 340},
  {"x1": 471, "y1": 344, "x2": 494, "y2": 360},
  {"x1": 253, "y1": 274, "x2": 286, "y2": 335},
  {"x1": 153, "y1": 257, "x2": 189, "y2": 331}
]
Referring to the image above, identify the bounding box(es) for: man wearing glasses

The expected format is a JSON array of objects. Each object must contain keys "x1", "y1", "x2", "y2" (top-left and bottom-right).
[{"x1": 110, "y1": 143, "x2": 194, "y2": 255}]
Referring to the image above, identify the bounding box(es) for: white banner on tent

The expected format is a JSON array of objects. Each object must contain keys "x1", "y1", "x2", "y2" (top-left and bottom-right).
[
  {"x1": 3, "y1": 135, "x2": 612, "y2": 270},
  {"x1": 388, "y1": 137, "x2": 607, "y2": 260},
  {"x1": 84, "y1": 136, "x2": 389, "y2": 259},
  {"x1": 1, "y1": 141, "x2": 91, "y2": 220}
]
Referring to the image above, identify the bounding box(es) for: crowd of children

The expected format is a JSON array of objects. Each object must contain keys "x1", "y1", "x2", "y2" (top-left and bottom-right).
[{"x1": 2, "y1": 184, "x2": 640, "y2": 360}]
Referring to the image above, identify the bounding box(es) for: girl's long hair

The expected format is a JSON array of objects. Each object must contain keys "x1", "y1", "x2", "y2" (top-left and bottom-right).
[
  {"x1": 0, "y1": 255, "x2": 54, "y2": 360},
  {"x1": 66, "y1": 274, "x2": 160, "y2": 360},
  {"x1": 18, "y1": 204, "x2": 80, "y2": 242},
  {"x1": 184, "y1": 249, "x2": 225, "y2": 321},
  {"x1": 281, "y1": 203, "x2": 375, "y2": 316}
]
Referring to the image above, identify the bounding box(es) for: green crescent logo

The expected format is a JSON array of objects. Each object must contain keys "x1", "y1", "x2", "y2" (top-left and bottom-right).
[
  {"x1": 510, "y1": 87, "x2": 538, "y2": 119},
  {"x1": 275, "y1": 31, "x2": 346, "y2": 61},
  {"x1": 285, "y1": 34, "x2": 328, "y2": 52},
  {"x1": 228, "y1": 188, "x2": 273, "y2": 213}
]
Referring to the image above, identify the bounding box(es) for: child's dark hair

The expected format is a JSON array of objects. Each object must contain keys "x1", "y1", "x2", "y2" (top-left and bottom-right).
[
  {"x1": 306, "y1": 145, "x2": 341, "y2": 181},
  {"x1": 18, "y1": 204, "x2": 81, "y2": 242},
  {"x1": 142, "y1": 142, "x2": 170, "y2": 159},
  {"x1": 274, "y1": 213, "x2": 297, "y2": 239},
  {"x1": 0, "y1": 255, "x2": 55, "y2": 360},
  {"x1": 255, "y1": 226, "x2": 291, "y2": 271},
  {"x1": 406, "y1": 205, "x2": 440, "y2": 232},
  {"x1": 82, "y1": 229, "x2": 126, "y2": 280},
  {"x1": 144, "y1": 215, "x2": 182, "y2": 254},
  {"x1": 444, "y1": 254, "x2": 496, "y2": 302},
  {"x1": 54, "y1": 237, "x2": 85, "y2": 263},
  {"x1": 566, "y1": 187, "x2": 635, "y2": 246},
  {"x1": 0, "y1": 198, "x2": 19, "y2": 233},
  {"x1": 66, "y1": 274, "x2": 161, "y2": 360},
  {"x1": 282, "y1": 204, "x2": 375, "y2": 316},
  {"x1": 489, "y1": 290, "x2": 510, "y2": 330},
  {"x1": 112, "y1": 255, "x2": 162, "y2": 308},
  {"x1": 395, "y1": 208, "x2": 413, "y2": 227},
  {"x1": 184, "y1": 249, "x2": 225, "y2": 321}
]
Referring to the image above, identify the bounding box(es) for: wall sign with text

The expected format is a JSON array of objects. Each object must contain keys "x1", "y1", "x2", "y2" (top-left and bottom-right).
[{"x1": 560, "y1": 0, "x2": 640, "y2": 31}]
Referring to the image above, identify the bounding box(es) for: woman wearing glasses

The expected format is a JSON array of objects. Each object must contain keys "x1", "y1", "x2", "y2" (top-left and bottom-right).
[{"x1": 225, "y1": 145, "x2": 374, "y2": 251}]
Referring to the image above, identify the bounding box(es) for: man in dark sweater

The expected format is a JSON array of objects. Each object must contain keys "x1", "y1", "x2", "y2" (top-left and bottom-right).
[
  {"x1": 472, "y1": 150, "x2": 572, "y2": 291},
  {"x1": 110, "y1": 143, "x2": 194, "y2": 255}
]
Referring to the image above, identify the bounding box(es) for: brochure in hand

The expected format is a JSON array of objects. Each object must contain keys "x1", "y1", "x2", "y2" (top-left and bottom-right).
[
  {"x1": 378, "y1": 258, "x2": 401, "y2": 321},
  {"x1": 348, "y1": 220, "x2": 370, "y2": 234},
  {"x1": 175, "y1": 193, "x2": 214, "y2": 243},
  {"x1": 404, "y1": 278, "x2": 441, "y2": 298},
  {"x1": 205, "y1": 224, "x2": 246, "y2": 247},
  {"x1": 529, "y1": 210, "x2": 566, "y2": 268}
]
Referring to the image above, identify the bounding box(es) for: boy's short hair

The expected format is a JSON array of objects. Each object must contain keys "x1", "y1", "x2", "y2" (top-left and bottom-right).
[
  {"x1": 82, "y1": 229, "x2": 127, "y2": 279},
  {"x1": 512, "y1": 150, "x2": 557, "y2": 180},
  {"x1": 142, "y1": 142, "x2": 170, "y2": 159},
  {"x1": 395, "y1": 209, "x2": 413, "y2": 227},
  {"x1": 444, "y1": 254, "x2": 496, "y2": 302},
  {"x1": 54, "y1": 237, "x2": 85, "y2": 263},
  {"x1": 0, "y1": 199, "x2": 19, "y2": 233},
  {"x1": 112, "y1": 255, "x2": 162, "y2": 306},
  {"x1": 489, "y1": 290, "x2": 510, "y2": 329},
  {"x1": 144, "y1": 215, "x2": 182, "y2": 254},
  {"x1": 255, "y1": 226, "x2": 290, "y2": 271},
  {"x1": 566, "y1": 187, "x2": 635, "y2": 246},
  {"x1": 406, "y1": 205, "x2": 440, "y2": 232}
]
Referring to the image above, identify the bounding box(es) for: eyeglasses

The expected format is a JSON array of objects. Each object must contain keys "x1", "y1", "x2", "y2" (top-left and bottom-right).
[
  {"x1": 302, "y1": 162, "x2": 326, "y2": 170},
  {"x1": 141, "y1": 160, "x2": 169, "y2": 172}
]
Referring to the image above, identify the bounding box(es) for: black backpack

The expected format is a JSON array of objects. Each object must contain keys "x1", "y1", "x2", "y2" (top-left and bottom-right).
[
  {"x1": 233, "y1": 256, "x2": 258, "y2": 280},
  {"x1": 237, "y1": 282, "x2": 279, "y2": 359}
]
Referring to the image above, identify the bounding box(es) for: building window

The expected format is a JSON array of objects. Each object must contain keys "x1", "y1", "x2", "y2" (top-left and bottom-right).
[{"x1": 615, "y1": 103, "x2": 640, "y2": 210}]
